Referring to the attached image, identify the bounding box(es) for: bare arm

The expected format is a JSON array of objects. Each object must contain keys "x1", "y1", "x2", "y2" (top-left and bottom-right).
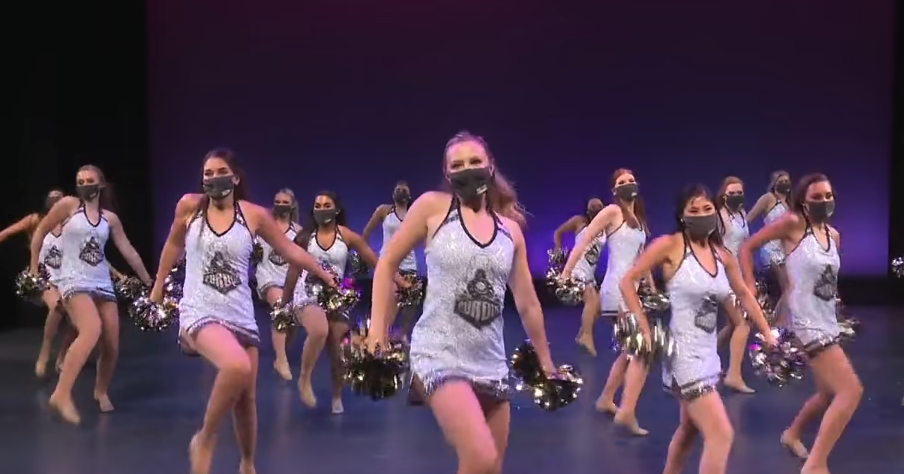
[
  {"x1": 361, "y1": 205, "x2": 389, "y2": 242},
  {"x1": 720, "y1": 247, "x2": 771, "y2": 335},
  {"x1": 619, "y1": 235, "x2": 677, "y2": 335},
  {"x1": 30, "y1": 197, "x2": 79, "y2": 273},
  {"x1": 108, "y1": 213, "x2": 152, "y2": 284},
  {"x1": 552, "y1": 215, "x2": 583, "y2": 249},
  {"x1": 738, "y1": 213, "x2": 800, "y2": 289},
  {"x1": 109, "y1": 266, "x2": 126, "y2": 280},
  {"x1": 255, "y1": 205, "x2": 334, "y2": 284},
  {"x1": 746, "y1": 193, "x2": 774, "y2": 224},
  {"x1": 150, "y1": 194, "x2": 198, "y2": 299},
  {"x1": 282, "y1": 263, "x2": 301, "y2": 303},
  {"x1": 562, "y1": 205, "x2": 616, "y2": 276},
  {"x1": 508, "y1": 221, "x2": 554, "y2": 369},
  {"x1": 370, "y1": 193, "x2": 434, "y2": 338},
  {"x1": 0, "y1": 214, "x2": 38, "y2": 244},
  {"x1": 342, "y1": 226, "x2": 406, "y2": 287}
]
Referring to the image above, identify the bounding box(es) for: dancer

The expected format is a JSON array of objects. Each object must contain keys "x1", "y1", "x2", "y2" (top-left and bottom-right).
[
  {"x1": 255, "y1": 188, "x2": 301, "y2": 380},
  {"x1": 0, "y1": 188, "x2": 71, "y2": 376},
  {"x1": 282, "y1": 190, "x2": 404, "y2": 414},
  {"x1": 366, "y1": 131, "x2": 556, "y2": 474},
  {"x1": 747, "y1": 170, "x2": 792, "y2": 325},
  {"x1": 740, "y1": 173, "x2": 861, "y2": 474},
  {"x1": 714, "y1": 176, "x2": 754, "y2": 393},
  {"x1": 29, "y1": 165, "x2": 152, "y2": 423},
  {"x1": 620, "y1": 183, "x2": 775, "y2": 474},
  {"x1": 362, "y1": 180, "x2": 420, "y2": 341},
  {"x1": 552, "y1": 197, "x2": 606, "y2": 355},
  {"x1": 148, "y1": 149, "x2": 334, "y2": 474},
  {"x1": 562, "y1": 168, "x2": 652, "y2": 435}
]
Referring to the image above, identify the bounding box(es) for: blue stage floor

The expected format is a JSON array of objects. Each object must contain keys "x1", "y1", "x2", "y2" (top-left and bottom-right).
[{"x1": 1, "y1": 306, "x2": 902, "y2": 474}]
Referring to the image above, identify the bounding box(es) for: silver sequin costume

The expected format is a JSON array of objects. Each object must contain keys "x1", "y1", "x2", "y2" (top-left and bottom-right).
[
  {"x1": 254, "y1": 223, "x2": 298, "y2": 298},
  {"x1": 409, "y1": 201, "x2": 514, "y2": 402},
  {"x1": 662, "y1": 241, "x2": 732, "y2": 400},
  {"x1": 294, "y1": 228, "x2": 349, "y2": 319},
  {"x1": 56, "y1": 204, "x2": 115, "y2": 301},
  {"x1": 571, "y1": 226, "x2": 606, "y2": 284},
  {"x1": 599, "y1": 222, "x2": 646, "y2": 315},
  {"x1": 785, "y1": 223, "x2": 840, "y2": 357},
  {"x1": 381, "y1": 207, "x2": 417, "y2": 272},
  {"x1": 721, "y1": 211, "x2": 749, "y2": 256},
  {"x1": 760, "y1": 202, "x2": 787, "y2": 266},
  {"x1": 179, "y1": 204, "x2": 258, "y2": 347},
  {"x1": 39, "y1": 231, "x2": 64, "y2": 287}
]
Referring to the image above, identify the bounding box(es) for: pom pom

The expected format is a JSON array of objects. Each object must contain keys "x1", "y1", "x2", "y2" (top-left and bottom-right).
[
  {"x1": 307, "y1": 261, "x2": 361, "y2": 316},
  {"x1": 341, "y1": 317, "x2": 408, "y2": 400},
  {"x1": 748, "y1": 327, "x2": 806, "y2": 387},
  {"x1": 250, "y1": 242, "x2": 264, "y2": 266},
  {"x1": 346, "y1": 251, "x2": 368, "y2": 279},
  {"x1": 638, "y1": 279, "x2": 670, "y2": 313},
  {"x1": 510, "y1": 340, "x2": 583, "y2": 411},
  {"x1": 892, "y1": 256, "x2": 904, "y2": 278},
  {"x1": 129, "y1": 296, "x2": 179, "y2": 332},
  {"x1": 15, "y1": 266, "x2": 48, "y2": 305},
  {"x1": 547, "y1": 248, "x2": 567, "y2": 268},
  {"x1": 114, "y1": 275, "x2": 147, "y2": 303},
  {"x1": 269, "y1": 298, "x2": 296, "y2": 333},
  {"x1": 397, "y1": 273, "x2": 426, "y2": 308},
  {"x1": 835, "y1": 300, "x2": 860, "y2": 343},
  {"x1": 612, "y1": 314, "x2": 677, "y2": 362}
]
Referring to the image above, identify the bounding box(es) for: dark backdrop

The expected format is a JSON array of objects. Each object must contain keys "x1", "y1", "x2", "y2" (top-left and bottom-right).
[{"x1": 2, "y1": 0, "x2": 902, "y2": 332}]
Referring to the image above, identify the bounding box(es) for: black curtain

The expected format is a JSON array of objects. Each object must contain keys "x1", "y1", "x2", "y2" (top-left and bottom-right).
[
  {"x1": 1, "y1": 0, "x2": 152, "y2": 331},
  {"x1": 891, "y1": 1, "x2": 904, "y2": 304}
]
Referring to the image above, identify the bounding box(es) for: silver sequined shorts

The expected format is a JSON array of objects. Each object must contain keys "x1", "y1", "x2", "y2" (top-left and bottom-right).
[
  {"x1": 795, "y1": 328, "x2": 840, "y2": 359},
  {"x1": 256, "y1": 282, "x2": 282, "y2": 301},
  {"x1": 179, "y1": 317, "x2": 261, "y2": 357},
  {"x1": 662, "y1": 353, "x2": 722, "y2": 401},
  {"x1": 61, "y1": 286, "x2": 117, "y2": 303},
  {"x1": 408, "y1": 371, "x2": 512, "y2": 406}
]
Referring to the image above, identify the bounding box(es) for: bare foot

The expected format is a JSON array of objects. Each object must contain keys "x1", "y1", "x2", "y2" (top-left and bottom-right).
[
  {"x1": 273, "y1": 361, "x2": 293, "y2": 381},
  {"x1": 94, "y1": 392, "x2": 114, "y2": 412},
  {"x1": 298, "y1": 380, "x2": 317, "y2": 408},
  {"x1": 49, "y1": 395, "x2": 81, "y2": 425},
  {"x1": 238, "y1": 460, "x2": 256, "y2": 474},
  {"x1": 724, "y1": 378, "x2": 755, "y2": 394},
  {"x1": 781, "y1": 430, "x2": 809, "y2": 459},
  {"x1": 595, "y1": 397, "x2": 618, "y2": 415},
  {"x1": 189, "y1": 432, "x2": 217, "y2": 474},
  {"x1": 576, "y1": 335, "x2": 597, "y2": 357},
  {"x1": 331, "y1": 398, "x2": 344, "y2": 415},
  {"x1": 614, "y1": 409, "x2": 649, "y2": 436}
]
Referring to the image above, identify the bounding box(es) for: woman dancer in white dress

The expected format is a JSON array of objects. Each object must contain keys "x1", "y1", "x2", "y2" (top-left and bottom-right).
[
  {"x1": 367, "y1": 131, "x2": 556, "y2": 474},
  {"x1": 562, "y1": 168, "x2": 654, "y2": 436},
  {"x1": 362, "y1": 180, "x2": 421, "y2": 340},
  {"x1": 30, "y1": 165, "x2": 152, "y2": 424},
  {"x1": 255, "y1": 188, "x2": 301, "y2": 380},
  {"x1": 741, "y1": 173, "x2": 861, "y2": 474},
  {"x1": 620, "y1": 183, "x2": 774, "y2": 474},
  {"x1": 746, "y1": 170, "x2": 792, "y2": 325},
  {"x1": 552, "y1": 197, "x2": 606, "y2": 355},
  {"x1": 149, "y1": 149, "x2": 334, "y2": 474}
]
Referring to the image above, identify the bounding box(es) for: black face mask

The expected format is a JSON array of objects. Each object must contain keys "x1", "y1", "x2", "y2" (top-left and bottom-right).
[
  {"x1": 806, "y1": 200, "x2": 835, "y2": 222},
  {"x1": 683, "y1": 214, "x2": 718, "y2": 240},
  {"x1": 203, "y1": 176, "x2": 235, "y2": 200},
  {"x1": 726, "y1": 194, "x2": 745, "y2": 212},
  {"x1": 273, "y1": 205, "x2": 292, "y2": 218},
  {"x1": 45, "y1": 195, "x2": 62, "y2": 210},
  {"x1": 774, "y1": 181, "x2": 791, "y2": 195},
  {"x1": 614, "y1": 183, "x2": 638, "y2": 202},
  {"x1": 449, "y1": 167, "x2": 492, "y2": 204},
  {"x1": 393, "y1": 190, "x2": 410, "y2": 203},
  {"x1": 313, "y1": 209, "x2": 338, "y2": 226},
  {"x1": 76, "y1": 185, "x2": 100, "y2": 201},
  {"x1": 587, "y1": 208, "x2": 603, "y2": 220}
]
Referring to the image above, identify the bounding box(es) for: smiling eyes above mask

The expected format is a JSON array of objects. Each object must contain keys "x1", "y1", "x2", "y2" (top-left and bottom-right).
[
  {"x1": 614, "y1": 183, "x2": 638, "y2": 201},
  {"x1": 726, "y1": 194, "x2": 745, "y2": 211},
  {"x1": 683, "y1": 214, "x2": 718, "y2": 240},
  {"x1": 806, "y1": 200, "x2": 835, "y2": 222},
  {"x1": 76, "y1": 185, "x2": 100, "y2": 201},
  {"x1": 313, "y1": 209, "x2": 339, "y2": 225},
  {"x1": 449, "y1": 167, "x2": 492, "y2": 203},
  {"x1": 203, "y1": 176, "x2": 235, "y2": 200}
]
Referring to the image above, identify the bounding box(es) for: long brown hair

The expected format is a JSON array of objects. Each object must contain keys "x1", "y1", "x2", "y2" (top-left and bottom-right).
[
  {"x1": 442, "y1": 131, "x2": 527, "y2": 228},
  {"x1": 610, "y1": 168, "x2": 648, "y2": 235},
  {"x1": 196, "y1": 148, "x2": 250, "y2": 216},
  {"x1": 77, "y1": 164, "x2": 116, "y2": 211},
  {"x1": 716, "y1": 176, "x2": 744, "y2": 212},
  {"x1": 790, "y1": 173, "x2": 831, "y2": 216}
]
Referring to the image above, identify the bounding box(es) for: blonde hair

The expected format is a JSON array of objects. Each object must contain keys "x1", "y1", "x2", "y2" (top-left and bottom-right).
[
  {"x1": 273, "y1": 187, "x2": 300, "y2": 223},
  {"x1": 444, "y1": 131, "x2": 527, "y2": 227}
]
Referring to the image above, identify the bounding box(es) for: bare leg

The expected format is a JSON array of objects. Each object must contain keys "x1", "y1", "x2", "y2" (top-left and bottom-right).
[
  {"x1": 36, "y1": 287, "x2": 64, "y2": 378},
  {"x1": 576, "y1": 286, "x2": 601, "y2": 356},
  {"x1": 233, "y1": 347, "x2": 259, "y2": 474},
  {"x1": 686, "y1": 392, "x2": 734, "y2": 474},
  {"x1": 614, "y1": 356, "x2": 650, "y2": 436},
  {"x1": 265, "y1": 288, "x2": 292, "y2": 380},
  {"x1": 662, "y1": 404, "x2": 699, "y2": 474},
  {"x1": 428, "y1": 381, "x2": 504, "y2": 474},
  {"x1": 722, "y1": 301, "x2": 753, "y2": 393},
  {"x1": 596, "y1": 349, "x2": 628, "y2": 414},
  {"x1": 295, "y1": 305, "x2": 329, "y2": 408},
  {"x1": 326, "y1": 320, "x2": 349, "y2": 414},
  {"x1": 56, "y1": 325, "x2": 77, "y2": 372},
  {"x1": 49, "y1": 293, "x2": 103, "y2": 425},
  {"x1": 93, "y1": 299, "x2": 120, "y2": 412},
  {"x1": 773, "y1": 265, "x2": 790, "y2": 327},
  {"x1": 188, "y1": 324, "x2": 254, "y2": 474}
]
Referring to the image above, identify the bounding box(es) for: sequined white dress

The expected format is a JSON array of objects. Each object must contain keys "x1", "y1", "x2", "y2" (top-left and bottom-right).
[
  {"x1": 662, "y1": 240, "x2": 732, "y2": 400},
  {"x1": 381, "y1": 207, "x2": 417, "y2": 273},
  {"x1": 56, "y1": 204, "x2": 115, "y2": 300},
  {"x1": 599, "y1": 222, "x2": 646, "y2": 315},
  {"x1": 785, "y1": 223, "x2": 840, "y2": 356},
  {"x1": 721, "y1": 211, "x2": 748, "y2": 256},
  {"x1": 409, "y1": 201, "x2": 514, "y2": 402},
  {"x1": 760, "y1": 202, "x2": 787, "y2": 266},
  {"x1": 293, "y1": 229, "x2": 349, "y2": 320},
  {"x1": 39, "y1": 231, "x2": 64, "y2": 287},
  {"x1": 179, "y1": 203, "x2": 258, "y2": 346},
  {"x1": 254, "y1": 223, "x2": 298, "y2": 298},
  {"x1": 571, "y1": 226, "x2": 606, "y2": 284}
]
